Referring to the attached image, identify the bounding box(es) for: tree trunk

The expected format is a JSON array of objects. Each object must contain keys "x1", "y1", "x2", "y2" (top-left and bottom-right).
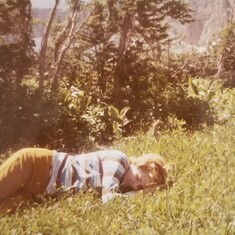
[
  {"x1": 51, "y1": 6, "x2": 79, "y2": 91},
  {"x1": 51, "y1": 3, "x2": 91, "y2": 91},
  {"x1": 38, "y1": 0, "x2": 60, "y2": 99},
  {"x1": 113, "y1": 14, "x2": 131, "y2": 101},
  {"x1": 216, "y1": 54, "x2": 224, "y2": 79}
]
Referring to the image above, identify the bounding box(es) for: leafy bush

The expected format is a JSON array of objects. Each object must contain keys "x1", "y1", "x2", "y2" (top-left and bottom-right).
[
  {"x1": 188, "y1": 78, "x2": 235, "y2": 124},
  {"x1": 153, "y1": 81, "x2": 213, "y2": 130},
  {"x1": 154, "y1": 78, "x2": 235, "y2": 131},
  {"x1": 209, "y1": 21, "x2": 235, "y2": 87}
]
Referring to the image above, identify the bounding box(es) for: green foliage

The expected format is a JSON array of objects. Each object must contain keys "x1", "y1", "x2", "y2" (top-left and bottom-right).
[
  {"x1": 36, "y1": 85, "x2": 128, "y2": 151},
  {"x1": 35, "y1": 86, "x2": 109, "y2": 152},
  {"x1": 158, "y1": 81, "x2": 213, "y2": 129},
  {"x1": 0, "y1": 119, "x2": 234, "y2": 234},
  {"x1": 40, "y1": 85, "x2": 131, "y2": 150},
  {"x1": 153, "y1": 77, "x2": 235, "y2": 130},
  {"x1": 108, "y1": 105, "x2": 130, "y2": 139},
  {"x1": 0, "y1": 0, "x2": 35, "y2": 86},
  {"x1": 209, "y1": 21, "x2": 235, "y2": 87},
  {"x1": 188, "y1": 78, "x2": 235, "y2": 124}
]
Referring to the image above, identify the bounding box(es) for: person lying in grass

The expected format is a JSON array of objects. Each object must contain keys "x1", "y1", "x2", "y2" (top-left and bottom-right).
[{"x1": 0, "y1": 148, "x2": 168, "y2": 213}]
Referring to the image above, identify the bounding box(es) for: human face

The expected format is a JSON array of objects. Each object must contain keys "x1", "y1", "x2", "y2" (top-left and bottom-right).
[{"x1": 122, "y1": 165, "x2": 155, "y2": 192}]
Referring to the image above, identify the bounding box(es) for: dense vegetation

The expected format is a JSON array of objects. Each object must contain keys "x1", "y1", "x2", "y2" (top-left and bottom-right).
[
  {"x1": 0, "y1": 0, "x2": 235, "y2": 233},
  {"x1": 1, "y1": 0, "x2": 234, "y2": 153}
]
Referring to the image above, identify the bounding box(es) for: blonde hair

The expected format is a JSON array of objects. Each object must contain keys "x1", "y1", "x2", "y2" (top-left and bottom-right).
[{"x1": 130, "y1": 154, "x2": 168, "y2": 187}]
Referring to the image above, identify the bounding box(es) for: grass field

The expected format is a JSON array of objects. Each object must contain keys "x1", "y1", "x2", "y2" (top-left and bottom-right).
[{"x1": 0, "y1": 119, "x2": 234, "y2": 235}]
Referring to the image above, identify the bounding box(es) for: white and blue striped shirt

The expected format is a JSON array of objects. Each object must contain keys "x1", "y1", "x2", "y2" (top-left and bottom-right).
[{"x1": 45, "y1": 150, "x2": 129, "y2": 203}]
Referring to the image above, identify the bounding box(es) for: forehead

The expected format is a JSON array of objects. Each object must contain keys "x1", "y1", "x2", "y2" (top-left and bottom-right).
[
  {"x1": 141, "y1": 168, "x2": 157, "y2": 183},
  {"x1": 141, "y1": 164, "x2": 162, "y2": 183}
]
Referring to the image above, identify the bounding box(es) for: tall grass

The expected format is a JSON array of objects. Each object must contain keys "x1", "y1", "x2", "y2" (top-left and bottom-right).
[{"x1": 0, "y1": 119, "x2": 234, "y2": 234}]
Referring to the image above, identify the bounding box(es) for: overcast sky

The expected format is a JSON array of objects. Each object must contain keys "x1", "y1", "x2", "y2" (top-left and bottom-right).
[{"x1": 31, "y1": 0, "x2": 67, "y2": 9}]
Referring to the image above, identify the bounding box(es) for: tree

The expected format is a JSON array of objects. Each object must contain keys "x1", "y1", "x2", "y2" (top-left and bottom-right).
[
  {"x1": 74, "y1": 0, "x2": 192, "y2": 105},
  {"x1": 39, "y1": 0, "x2": 60, "y2": 99},
  {"x1": 0, "y1": 0, "x2": 34, "y2": 92},
  {"x1": 77, "y1": 0, "x2": 117, "y2": 95},
  {"x1": 214, "y1": 21, "x2": 235, "y2": 87},
  {"x1": 51, "y1": 0, "x2": 91, "y2": 91},
  {"x1": 113, "y1": 0, "x2": 192, "y2": 100},
  {"x1": 38, "y1": 0, "x2": 92, "y2": 96},
  {"x1": 0, "y1": 0, "x2": 35, "y2": 151}
]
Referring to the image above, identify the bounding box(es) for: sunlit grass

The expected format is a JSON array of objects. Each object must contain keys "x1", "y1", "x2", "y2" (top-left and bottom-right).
[{"x1": 0, "y1": 119, "x2": 234, "y2": 234}]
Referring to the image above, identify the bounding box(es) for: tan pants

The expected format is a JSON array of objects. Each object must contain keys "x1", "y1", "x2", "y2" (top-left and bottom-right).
[{"x1": 0, "y1": 148, "x2": 53, "y2": 213}]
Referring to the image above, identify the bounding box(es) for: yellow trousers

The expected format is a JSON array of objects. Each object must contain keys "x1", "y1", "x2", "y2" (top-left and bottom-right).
[{"x1": 0, "y1": 148, "x2": 53, "y2": 213}]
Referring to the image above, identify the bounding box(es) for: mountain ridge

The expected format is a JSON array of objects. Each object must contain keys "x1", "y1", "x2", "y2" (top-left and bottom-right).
[
  {"x1": 32, "y1": 0, "x2": 234, "y2": 48},
  {"x1": 181, "y1": 0, "x2": 234, "y2": 46}
]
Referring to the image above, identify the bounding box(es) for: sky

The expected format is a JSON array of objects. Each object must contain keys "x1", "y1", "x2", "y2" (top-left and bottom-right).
[
  {"x1": 31, "y1": 0, "x2": 67, "y2": 9},
  {"x1": 31, "y1": 0, "x2": 89, "y2": 9}
]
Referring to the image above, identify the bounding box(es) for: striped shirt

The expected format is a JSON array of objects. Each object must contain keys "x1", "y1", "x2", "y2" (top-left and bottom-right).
[{"x1": 45, "y1": 150, "x2": 129, "y2": 203}]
